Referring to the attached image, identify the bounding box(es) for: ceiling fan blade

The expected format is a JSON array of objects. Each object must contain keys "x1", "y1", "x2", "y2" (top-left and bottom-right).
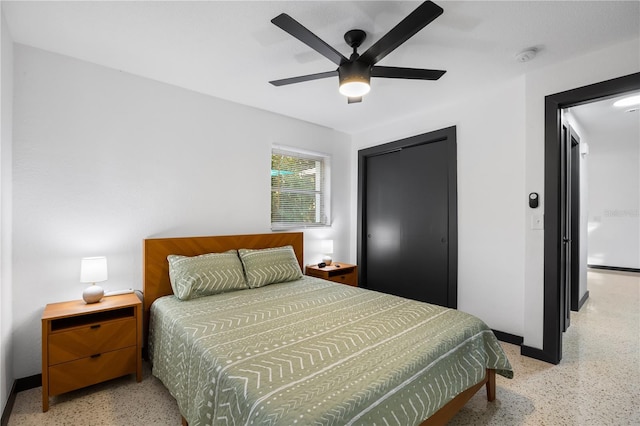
[
  {"x1": 272, "y1": 13, "x2": 348, "y2": 66},
  {"x1": 269, "y1": 70, "x2": 338, "y2": 86},
  {"x1": 371, "y1": 66, "x2": 446, "y2": 80},
  {"x1": 348, "y1": 97, "x2": 362, "y2": 104},
  {"x1": 360, "y1": 1, "x2": 443, "y2": 66}
]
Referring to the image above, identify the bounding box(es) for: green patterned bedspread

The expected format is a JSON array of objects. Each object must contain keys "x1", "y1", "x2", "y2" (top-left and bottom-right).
[{"x1": 149, "y1": 276, "x2": 512, "y2": 426}]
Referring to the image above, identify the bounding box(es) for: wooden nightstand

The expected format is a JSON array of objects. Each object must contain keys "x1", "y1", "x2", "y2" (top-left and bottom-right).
[
  {"x1": 305, "y1": 262, "x2": 358, "y2": 287},
  {"x1": 41, "y1": 293, "x2": 142, "y2": 412}
]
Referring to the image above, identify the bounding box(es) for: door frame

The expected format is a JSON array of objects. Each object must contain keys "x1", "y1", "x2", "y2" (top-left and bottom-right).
[
  {"x1": 357, "y1": 126, "x2": 458, "y2": 307},
  {"x1": 538, "y1": 72, "x2": 640, "y2": 364}
]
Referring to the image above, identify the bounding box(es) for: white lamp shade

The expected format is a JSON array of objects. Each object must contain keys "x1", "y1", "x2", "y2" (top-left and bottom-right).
[
  {"x1": 320, "y1": 240, "x2": 334, "y2": 254},
  {"x1": 80, "y1": 256, "x2": 108, "y2": 283},
  {"x1": 320, "y1": 240, "x2": 334, "y2": 266}
]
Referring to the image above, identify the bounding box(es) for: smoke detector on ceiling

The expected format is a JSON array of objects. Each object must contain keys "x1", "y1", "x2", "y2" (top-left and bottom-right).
[{"x1": 515, "y1": 48, "x2": 537, "y2": 63}]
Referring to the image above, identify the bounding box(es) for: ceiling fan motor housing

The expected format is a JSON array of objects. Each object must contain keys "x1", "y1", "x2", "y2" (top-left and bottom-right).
[{"x1": 339, "y1": 61, "x2": 371, "y2": 87}]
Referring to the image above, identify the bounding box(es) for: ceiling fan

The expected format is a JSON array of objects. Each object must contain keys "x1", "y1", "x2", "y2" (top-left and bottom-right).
[{"x1": 269, "y1": 1, "x2": 446, "y2": 104}]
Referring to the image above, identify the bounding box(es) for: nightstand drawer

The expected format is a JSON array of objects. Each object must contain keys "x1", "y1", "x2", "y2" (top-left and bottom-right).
[
  {"x1": 48, "y1": 318, "x2": 136, "y2": 365},
  {"x1": 48, "y1": 345, "x2": 137, "y2": 396},
  {"x1": 331, "y1": 272, "x2": 357, "y2": 286}
]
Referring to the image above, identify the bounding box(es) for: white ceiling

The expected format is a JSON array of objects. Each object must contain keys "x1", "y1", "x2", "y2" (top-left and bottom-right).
[
  {"x1": 3, "y1": 1, "x2": 639, "y2": 134},
  {"x1": 570, "y1": 91, "x2": 640, "y2": 150}
]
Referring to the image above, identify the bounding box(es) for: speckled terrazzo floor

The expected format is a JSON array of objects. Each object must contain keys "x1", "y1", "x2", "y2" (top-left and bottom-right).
[
  {"x1": 448, "y1": 269, "x2": 640, "y2": 425},
  {"x1": 8, "y1": 269, "x2": 639, "y2": 425}
]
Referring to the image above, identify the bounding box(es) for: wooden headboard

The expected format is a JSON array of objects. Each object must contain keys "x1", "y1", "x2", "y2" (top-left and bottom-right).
[{"x1": 142, "y1": 232, "x2": 304, "y2": 341}]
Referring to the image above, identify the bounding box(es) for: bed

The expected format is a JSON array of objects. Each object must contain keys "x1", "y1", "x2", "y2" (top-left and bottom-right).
[{"x1": 143, "y1": 232, "x2": 512, "y2": 426}]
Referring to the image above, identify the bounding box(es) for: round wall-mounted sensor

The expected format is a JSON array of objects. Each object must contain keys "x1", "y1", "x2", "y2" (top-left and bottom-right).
[{"x1": 529, "y1": 192, "x2": 539, "y2": 208}]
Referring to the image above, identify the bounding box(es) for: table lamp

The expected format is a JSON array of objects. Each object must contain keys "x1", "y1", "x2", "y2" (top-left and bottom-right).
[
  {"x1": 320, "y1": 240, "x2": 334, "y2": 266},
  {"x1": 80, "y1": 256, "x2": 107, "y2": 303}
]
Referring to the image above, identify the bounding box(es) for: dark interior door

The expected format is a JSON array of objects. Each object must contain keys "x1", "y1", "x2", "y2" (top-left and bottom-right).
[
  {"x1": 560, "y1": 124, "x2": 572, "y2": 331},
  {"x1": 363, "y1": 140, "x2": 450, "y2": 306}
]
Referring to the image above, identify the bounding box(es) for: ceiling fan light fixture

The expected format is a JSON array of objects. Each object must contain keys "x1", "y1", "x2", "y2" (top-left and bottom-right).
[
  {"x1": 339, "y1": 80, "x2": 370, "y2": 97},
  {"x1": 338, "y1": 62, "x2": 371, "y2": 97}
]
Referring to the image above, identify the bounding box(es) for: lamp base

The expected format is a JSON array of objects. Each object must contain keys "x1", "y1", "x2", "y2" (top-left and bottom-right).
[
  {"x1": 322, "y1": 255, "x2": 333, "y2": 266},
  {"x1": 83, "y1": 284, "x2": 104, "y2": 304}
]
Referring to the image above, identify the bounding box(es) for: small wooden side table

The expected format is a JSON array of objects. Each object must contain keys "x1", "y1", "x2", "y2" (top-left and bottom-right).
[
  {"x1": 305, "y1": 262, "x2": 358, "y2": 287},
  {"x1": 41, "y1": 293, "x2": 142, "y2": 411}
]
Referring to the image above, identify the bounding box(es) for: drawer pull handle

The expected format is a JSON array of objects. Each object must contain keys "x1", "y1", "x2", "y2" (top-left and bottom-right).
[
  {"x1": 90, "y1": 324, "x2": 101, "y2": 329},
  {"x1": 90, "y1": 354, "x2": 101, "y2": 358}
]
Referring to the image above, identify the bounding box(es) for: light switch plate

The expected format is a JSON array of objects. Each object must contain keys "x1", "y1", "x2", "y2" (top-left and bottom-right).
[{"x1": 531, "y1": 214, "x2": 544, "y2": 230}]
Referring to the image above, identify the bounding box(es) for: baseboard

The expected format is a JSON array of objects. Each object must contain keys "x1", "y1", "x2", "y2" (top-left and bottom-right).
[
  {"x1": 1, "y1": 374, "x2": 41, "y2": 426},
  {"x1": 15, "y1": 374, "x2": 41, "y2": 393},
  {"x1": 588, "y1": 265, "x2": 640, "y2": 273},
  {"x1": 491, "y1": 329, "x2": 523, "y2": 346},
  {"x1": 0, "y1": 381, "x2": 17, "y2": 426},
  {"x1": 521, "y1": 345, "x2": 560, "y2": 364},
  {"x1": 577, "y1": 290, "x2": 590, "y2": 310},
  {"x1": 493, "y1": 333, "x2": 560, "y2": 365}
]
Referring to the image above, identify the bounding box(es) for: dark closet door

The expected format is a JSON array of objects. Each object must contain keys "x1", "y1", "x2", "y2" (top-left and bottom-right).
[{"x1": 360, "y1": 127, "x2": 456, "y2": 308}]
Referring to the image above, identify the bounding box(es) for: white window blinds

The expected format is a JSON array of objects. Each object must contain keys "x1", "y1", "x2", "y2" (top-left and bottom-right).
[{"x1": 271, "y1": 146, "x2": 330, "y2": 229}]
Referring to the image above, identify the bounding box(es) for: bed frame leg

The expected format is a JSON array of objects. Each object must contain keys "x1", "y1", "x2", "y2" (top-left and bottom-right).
[
  {"x1": 485, "y1": 368, "x2": 496, "y2": 402},
  {"x1": 181, "y1": 416, "x2": 188, "y2": 426}
]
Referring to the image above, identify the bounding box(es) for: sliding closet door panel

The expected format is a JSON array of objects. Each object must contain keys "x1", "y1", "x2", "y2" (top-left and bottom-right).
[
  {"x1": 365, "y1": 140, "x2": 449, "y2": 306},
  {"x1": 401, "y1": 141, "x2": 449, "y2": 305},
  {"x1": 365, "y1": 150, "x2": 405, "y2": 295}
]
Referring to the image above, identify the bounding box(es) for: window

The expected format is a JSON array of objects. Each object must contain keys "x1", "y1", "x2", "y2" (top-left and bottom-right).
[{"x1": 271, "y1": 146, "x2": 330, "y2": 229}]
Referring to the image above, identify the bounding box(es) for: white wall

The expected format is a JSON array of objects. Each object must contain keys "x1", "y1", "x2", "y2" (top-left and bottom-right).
[
  {"x1": 586, "y1": 121, "x2": 640, "y2": 269},
  {"x1": 1, "y1": 9, "x2": 14, "y2": 413},
  {"x1": 352, "y1": 77, "x2": 527, "y2": 338},
  {"x1": 12, "y1": 45, "x2": 352, "y2": 378},
  {"x1": 579, "y1": 144, "x2": 589, "y2": 299},
  {"x1": 523, "y1": 38, "x2": 639, "y2": 348}
]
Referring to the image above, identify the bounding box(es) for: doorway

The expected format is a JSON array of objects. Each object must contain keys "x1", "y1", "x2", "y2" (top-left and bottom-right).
[
  {"x1": 357, "y1": 126, "x2": 458, "y2": 308},
  {"x1": 539, "y1": 72, "x2": 640, "y2": 365}
]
